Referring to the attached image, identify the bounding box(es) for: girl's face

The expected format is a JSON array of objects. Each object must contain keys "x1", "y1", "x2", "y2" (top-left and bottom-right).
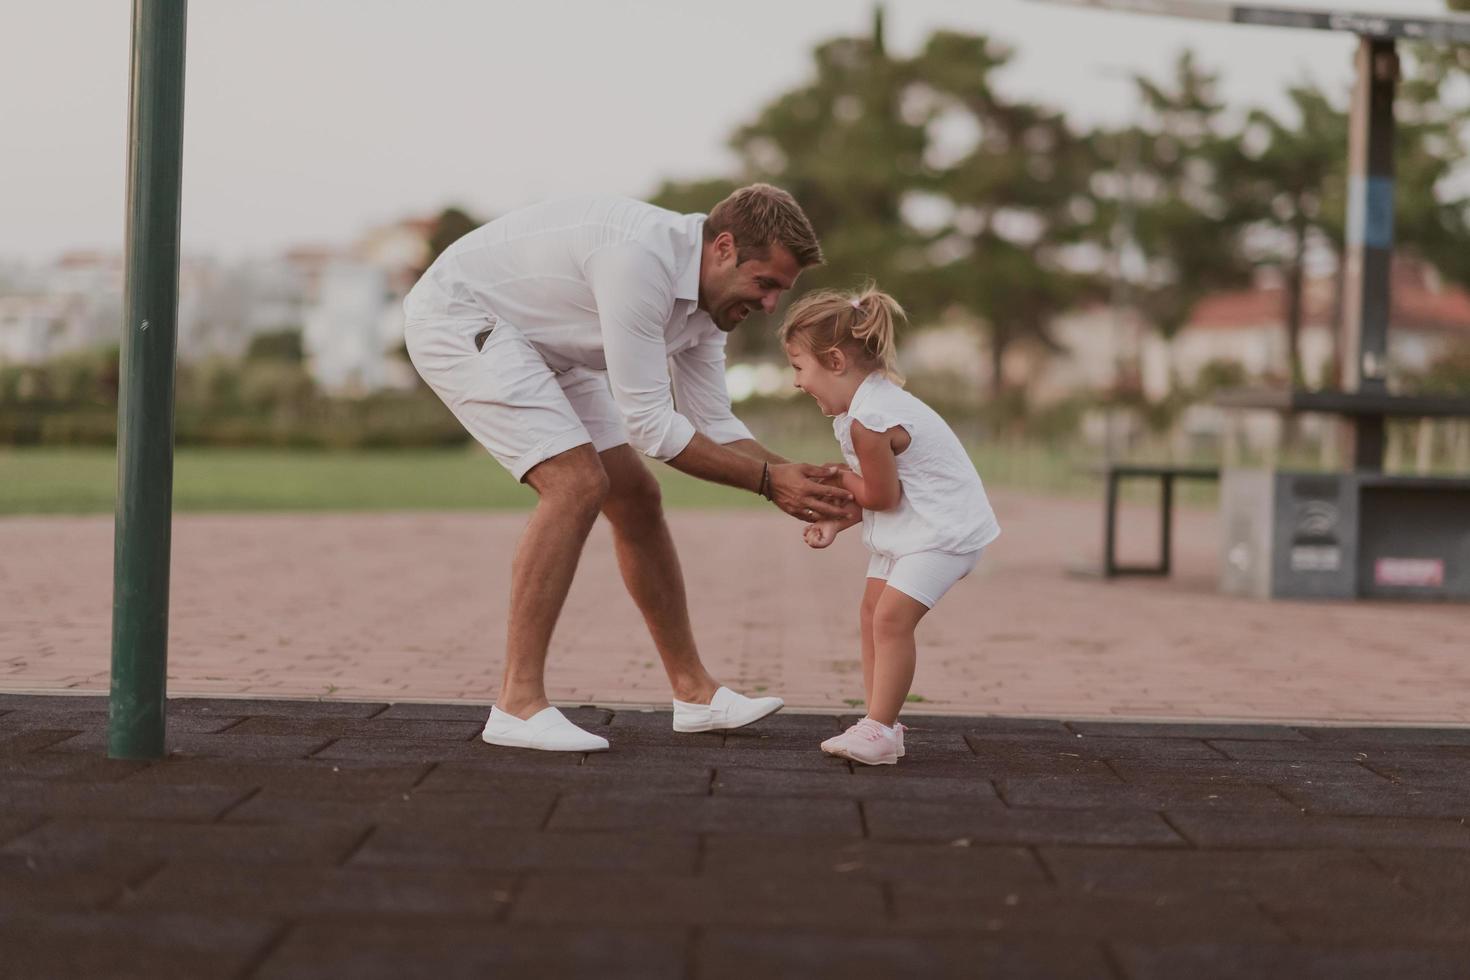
[{"x1": 784, "y1": 339, "x2": 849, "y2": 417}]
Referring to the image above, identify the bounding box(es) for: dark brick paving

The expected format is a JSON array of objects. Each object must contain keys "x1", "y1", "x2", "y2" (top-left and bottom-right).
[{"x1": 2, "y1": 693, "x2": 1470, "y2": 979}]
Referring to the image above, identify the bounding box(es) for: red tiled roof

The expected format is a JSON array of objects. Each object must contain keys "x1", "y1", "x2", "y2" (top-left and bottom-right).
[{"x1": 1186, "y1": 260, "x2": 1470, "y2": 335}]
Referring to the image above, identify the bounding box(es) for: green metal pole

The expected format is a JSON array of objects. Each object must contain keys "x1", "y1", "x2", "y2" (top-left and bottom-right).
[{"x1": 108, "y1": 0, "x2": 187, "y2": 760}]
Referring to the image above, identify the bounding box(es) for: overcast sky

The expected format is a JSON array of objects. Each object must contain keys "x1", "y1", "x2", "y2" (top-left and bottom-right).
[{"x1": 0, "y1": 0, "x2": 1452, "y2": 262}]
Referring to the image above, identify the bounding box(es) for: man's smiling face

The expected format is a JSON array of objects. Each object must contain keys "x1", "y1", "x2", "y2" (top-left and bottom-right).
[{"x1": 698, "y1": 232, "x2": 803, "y2": 332}]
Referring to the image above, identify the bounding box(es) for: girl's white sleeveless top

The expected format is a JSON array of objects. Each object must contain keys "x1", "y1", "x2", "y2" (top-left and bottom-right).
[{"x1": 833, "y1": 373, "x2": 1000, "y2": 558}]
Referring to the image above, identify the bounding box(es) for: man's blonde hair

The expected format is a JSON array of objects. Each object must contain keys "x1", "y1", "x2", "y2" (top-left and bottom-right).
[{"x1": 704, "y1": 184, "x2": 823, "y2": 268}]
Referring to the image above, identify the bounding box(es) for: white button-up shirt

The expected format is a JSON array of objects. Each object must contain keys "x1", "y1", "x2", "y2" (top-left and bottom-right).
[{"x1": 403, "y1": 195, "x2": 753, "y2": 461}]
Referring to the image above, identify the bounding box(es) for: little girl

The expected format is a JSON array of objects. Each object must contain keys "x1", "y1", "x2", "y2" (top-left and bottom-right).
[{"x1": 780, "y1": 286, "x2": 1000, "y2": 765}]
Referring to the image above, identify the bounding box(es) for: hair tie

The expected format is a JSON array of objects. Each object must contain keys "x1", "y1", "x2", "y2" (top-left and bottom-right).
[{"x1": 850, "y1": 299, "x2": 862, "y2": 311}]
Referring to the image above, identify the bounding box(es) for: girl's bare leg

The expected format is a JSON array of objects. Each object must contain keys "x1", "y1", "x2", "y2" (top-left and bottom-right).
[{"x1": 868, "y1": 586, "x2": 929, "y2": 727}]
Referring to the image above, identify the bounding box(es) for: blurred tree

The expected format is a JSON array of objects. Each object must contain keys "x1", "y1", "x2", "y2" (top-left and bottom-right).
[
  {"x1": 1102, "y1": 52, "x2": 1253, "y2": 392},
  {"x1": 720, "y1": 8, "x2": 930, "y2": 357},
  {"x1": 244, "y1": 328, "x2": 305, "y2": 364},
  {"x1": 1225, "y1": 83, "x2": 1345, "y2": 386},
  {"x1": 648, "y1": 177, "x2": 740, "y2": 218},
  {"x1": 912, "y1": 30, "x2": 1098, "y2": 396},
  {"x1": 419, "y1": 206, "x2": 483, "y2": 278}
]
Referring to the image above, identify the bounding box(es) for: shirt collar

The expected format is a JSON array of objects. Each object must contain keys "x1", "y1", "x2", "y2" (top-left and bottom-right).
[{"x1": 673, "y1": 214, "x2": 704, "y2": 302}]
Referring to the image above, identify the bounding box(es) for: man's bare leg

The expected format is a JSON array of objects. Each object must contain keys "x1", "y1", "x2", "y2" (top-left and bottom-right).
[
  {"x1": 495, "y1": 444, "x2": 609, "y2": 719},
  {"x1": 598, "y1": 445, "x2": 719, "y2": 704}
]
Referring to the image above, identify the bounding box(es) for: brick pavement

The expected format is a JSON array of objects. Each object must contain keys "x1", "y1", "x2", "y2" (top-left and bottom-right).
[
  {"x1": 4, "y1": 693, "x2": 1470, "y2": 978},
  {"x1": 3, "y1": 490, "x2": 1469, "y2": 724}
]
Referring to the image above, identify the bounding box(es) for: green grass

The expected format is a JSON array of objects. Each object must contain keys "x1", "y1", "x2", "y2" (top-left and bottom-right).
[
  {"x1": 0, "y1": 440, "x2": 1208, "y2": 515},
  {"x1": 0, "y1": 446, "x2": 768, "y2": 515}
]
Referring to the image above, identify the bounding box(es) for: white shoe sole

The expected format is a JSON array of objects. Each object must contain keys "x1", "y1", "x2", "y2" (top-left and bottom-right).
[
  {"x1": 480, "y1": 731, "x2": 609, "y2": 752},
  {"x1": 673, "y1": 701, "x2": 783, "y2": 734},
  {"x1": 826, "y1": 745, "x2": 898, "y2": 766}
]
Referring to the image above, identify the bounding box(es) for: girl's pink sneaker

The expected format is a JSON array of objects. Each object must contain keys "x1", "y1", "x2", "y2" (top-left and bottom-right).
[{"x1": 820, "y1": 718, "x2": 902, "y2": 765}]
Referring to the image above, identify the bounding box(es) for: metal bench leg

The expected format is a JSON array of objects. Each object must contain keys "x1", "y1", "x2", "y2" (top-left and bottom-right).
[
  {"x1": 1160, "y1": 474, "x2": 1175, "y2": 577},
  {"x1": 1104, "y1": 471, "x2": 1120, "y2": 578}
]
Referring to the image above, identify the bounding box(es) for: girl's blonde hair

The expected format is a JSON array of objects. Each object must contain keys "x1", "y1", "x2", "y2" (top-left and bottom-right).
[{"x1": 778, "y1": 284, "x2": 906, "y2": 383}]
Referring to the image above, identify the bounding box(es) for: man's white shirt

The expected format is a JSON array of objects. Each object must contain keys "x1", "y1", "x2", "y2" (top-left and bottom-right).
[{"x1": 403, "y1": 195, "x2": 753, "y2": 461}]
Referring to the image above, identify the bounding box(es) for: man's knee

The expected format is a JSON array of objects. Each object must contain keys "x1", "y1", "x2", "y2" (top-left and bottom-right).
[
  {"x1": 526, "y1": 448, "x2": 610, "y2": 516},
  {"x1": 605, "y1": 469, "x2": 663, "y2": 523}
]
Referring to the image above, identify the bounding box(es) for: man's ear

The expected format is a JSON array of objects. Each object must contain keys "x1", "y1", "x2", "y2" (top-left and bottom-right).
[{"x1": 714, "y1": 231, "x2": 737, "y2": 263}]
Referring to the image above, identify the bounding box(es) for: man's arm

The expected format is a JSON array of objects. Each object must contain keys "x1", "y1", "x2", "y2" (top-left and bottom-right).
[
  {"x1": 665, "y1": 433, "x2": 851, "y2": 519},
  {"x1": 722, "y1": 438, "x2": 789, "y2": 465}
]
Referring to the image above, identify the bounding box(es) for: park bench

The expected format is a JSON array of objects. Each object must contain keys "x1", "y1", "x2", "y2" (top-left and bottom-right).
[{"x1": 1096, "y1": 463, "x2": 1221, "y2": 578}]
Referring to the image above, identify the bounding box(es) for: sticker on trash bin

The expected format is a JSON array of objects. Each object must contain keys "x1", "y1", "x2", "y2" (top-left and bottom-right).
[
  {"x1": 1290, "y1": 545, "x2": 1341, "y2": 572},
  {"x1": 1374, "y1": 558, "x2": 1444, "y2": 588}
]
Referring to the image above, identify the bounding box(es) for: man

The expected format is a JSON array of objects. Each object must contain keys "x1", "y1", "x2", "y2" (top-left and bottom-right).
[{"x1": 404, "y1": 185, "x2": 850, "y2": 751}]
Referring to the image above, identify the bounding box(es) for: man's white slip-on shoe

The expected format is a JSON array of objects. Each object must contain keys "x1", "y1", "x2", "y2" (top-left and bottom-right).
[
  {"x1": 671, "y1": 686, "x2": 784, "y2": 733},
  {"x1": 481, "y1": 706, "x2": 609, "y2": 752}
]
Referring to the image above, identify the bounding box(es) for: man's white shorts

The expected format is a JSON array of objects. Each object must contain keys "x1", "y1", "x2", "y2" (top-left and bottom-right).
[
  {"x1": 866, "y1": 548, "x2": 983, "y2": 608},
  {"x1": 405, "y1": 317, "x2": 628, "y2": 481}
]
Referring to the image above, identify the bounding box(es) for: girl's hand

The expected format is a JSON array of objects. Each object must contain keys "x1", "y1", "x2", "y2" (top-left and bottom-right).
[{"x1": 803, "y1": 520, "x2": 840, "y2": 549}]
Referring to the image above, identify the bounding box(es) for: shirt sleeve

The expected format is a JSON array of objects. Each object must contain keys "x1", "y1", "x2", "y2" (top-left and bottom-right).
[
  {"x1": 669, "y1": 329, "x2": 755, "y2": 445},
  {"x1": 584, "y1": 243, "x2": 697, "y2": 461}
]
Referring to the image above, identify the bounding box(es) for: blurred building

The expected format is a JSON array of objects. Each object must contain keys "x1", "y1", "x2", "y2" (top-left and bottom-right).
[
  {"x1": 0, "y1": 215, "x2": 433, "y2": 395},
  {"x1": 1035, "y1": 257, "x2": 1470, "y2": 404}
]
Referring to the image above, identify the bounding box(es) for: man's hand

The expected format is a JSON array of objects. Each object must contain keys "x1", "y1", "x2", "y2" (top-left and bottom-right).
[
  {"x1": 768, "y1": 462, "x2": 853, "y2": 522},
  {"x1": 803, "y1": 520, "x2": 841, "y2": 549}
]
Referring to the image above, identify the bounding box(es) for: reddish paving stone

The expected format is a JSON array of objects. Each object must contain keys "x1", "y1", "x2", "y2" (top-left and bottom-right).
[{"x1": 8, "y1": 500, "x2": 1469, "y2": 727}]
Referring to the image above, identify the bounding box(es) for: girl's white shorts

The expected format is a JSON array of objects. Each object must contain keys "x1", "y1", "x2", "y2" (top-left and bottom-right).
[{"x1": 866, "y1": 548, "x2": 983, "y2": 608}]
